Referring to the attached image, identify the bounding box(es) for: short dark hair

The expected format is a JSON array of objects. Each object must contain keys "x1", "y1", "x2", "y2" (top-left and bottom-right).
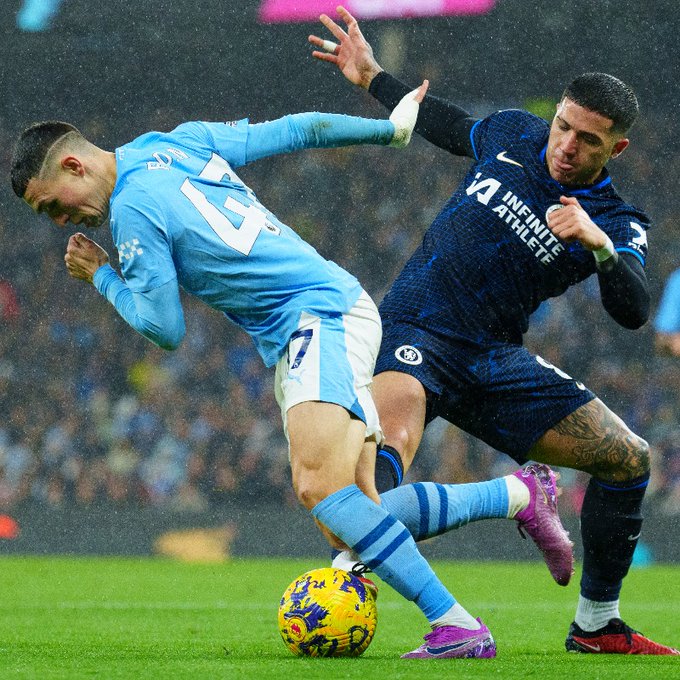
[
  {"x1": 562, "y1": 73, "x2": 639, "y2": 134},
  {"x1": 10, "y1": 121, "x2": 81, "y2": 198}
]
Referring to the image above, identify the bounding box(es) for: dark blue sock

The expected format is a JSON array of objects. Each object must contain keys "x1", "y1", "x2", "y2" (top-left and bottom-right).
[
  {"x1": 580, "y1": 473, "x2": 649, "y2": 601},
  {"x1": 375, "y1": 445, "x2": 404, "y2": 493}
]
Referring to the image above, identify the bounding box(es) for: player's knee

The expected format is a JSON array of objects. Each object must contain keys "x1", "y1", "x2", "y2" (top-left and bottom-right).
[
  {"x1": 374, "y1": 374, "x2": 424, "y2": 468},
  {"x1": 382, "y1": 427, "x2": 409, "y2": 459},
  {"x1": 594, "y1": 432, "x2": 650, "y2": 483},
  {"x1": 293, "y1": 477, "x2": 320, "y2": 510},
  {"x1": 380, "y1": 422, "x2": 418, "y2": 471},
  {"x1": 627, "y1": 435, "x2": 651, "y2": 478},
  {"x1": 292, "y1": 469, "x2": 335, "y2": 510}
]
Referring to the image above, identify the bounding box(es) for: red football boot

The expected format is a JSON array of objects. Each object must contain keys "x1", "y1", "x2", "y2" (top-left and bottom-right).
[{"x1": 566, "y1": 618, "x2": 680, "y2": 655}]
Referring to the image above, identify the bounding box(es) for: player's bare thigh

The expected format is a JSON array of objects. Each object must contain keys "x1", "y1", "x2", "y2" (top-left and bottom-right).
[
  {"x1": 287, "y1": 400, "x2": 376, "y2": 508},
  {"x1": 287, "y1": 401, "x2": 378, "y2": 551},
  {"x1": 528, "y1": 398, "x2": 650, "y2": 483},
  {"x1": 372, "y1": 370, "x2": 427, "y2": 471}
]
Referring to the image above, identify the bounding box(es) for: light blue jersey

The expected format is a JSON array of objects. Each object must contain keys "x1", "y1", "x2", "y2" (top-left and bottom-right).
[{"x1": 94, "y1": 114, "x2": 394, "y2": 365}]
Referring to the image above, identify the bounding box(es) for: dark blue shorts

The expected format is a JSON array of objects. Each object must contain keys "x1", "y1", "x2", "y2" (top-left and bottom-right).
[{"x1": 375, "y1": 321, "x2": 595, "y2": 463}]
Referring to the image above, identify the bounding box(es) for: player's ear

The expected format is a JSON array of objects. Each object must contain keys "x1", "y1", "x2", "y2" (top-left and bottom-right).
[
  {"x1": 610, "y1": 138, "x2": 629, "y2": 159},
  {"x1": 61, "y1": 155, "x2": 85, "y2": 176}
]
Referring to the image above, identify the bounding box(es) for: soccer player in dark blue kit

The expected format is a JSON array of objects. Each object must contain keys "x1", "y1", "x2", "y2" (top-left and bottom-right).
[{"x1": 310, "y1": 6, "x2": 679, "y2": 657}]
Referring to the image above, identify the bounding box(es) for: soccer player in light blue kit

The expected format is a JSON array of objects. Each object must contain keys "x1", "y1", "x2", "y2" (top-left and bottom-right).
[
  {"x1": 654, "y1": 268, "x2": 680, "y2": 357},
  {"x1": 11, "y1": 90, "x2": 572, "y2": 659}
]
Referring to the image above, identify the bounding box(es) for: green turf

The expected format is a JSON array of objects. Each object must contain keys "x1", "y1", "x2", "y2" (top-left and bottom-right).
[{"x1": 0, "y1": 557, "x2": 678, "y2": 679}]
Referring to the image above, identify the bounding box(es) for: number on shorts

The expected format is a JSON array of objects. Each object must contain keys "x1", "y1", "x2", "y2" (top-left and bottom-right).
[
  {"x1": 290, "y1": 329, "x2": 313, "y2": 369},
  {"x1": 536, "y1": 355, "x2": 586, "y2": 390}
]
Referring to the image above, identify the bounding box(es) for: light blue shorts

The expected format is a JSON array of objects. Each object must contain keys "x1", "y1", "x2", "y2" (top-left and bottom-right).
[{"x1": 275, "y1": 291, "x2": 383, "y2": 444}]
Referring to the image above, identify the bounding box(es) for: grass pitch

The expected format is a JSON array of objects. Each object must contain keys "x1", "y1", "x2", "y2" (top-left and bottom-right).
[{"x1": 0, "y1": 556, "x2": 678, "y2": 679}]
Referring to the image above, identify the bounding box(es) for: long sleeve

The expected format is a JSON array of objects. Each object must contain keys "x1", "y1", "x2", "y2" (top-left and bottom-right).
[
  {"x1": 368, "y1": 71, "x2": 477, "y2": 157},
  {"x1": 243, "y1": 112, "x2": 396, "y2": 164},
  {"x1": 93, "y1": 264, "x2": 186, "y2": 350},
  {"x1": 598, "y1": 252, "x2": 650, "y2": 330}
]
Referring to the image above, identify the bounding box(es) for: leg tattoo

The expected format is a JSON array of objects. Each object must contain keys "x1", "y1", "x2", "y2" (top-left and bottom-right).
[{"x1": 551, "y1": 401, "x2": 649, "y2": 481}]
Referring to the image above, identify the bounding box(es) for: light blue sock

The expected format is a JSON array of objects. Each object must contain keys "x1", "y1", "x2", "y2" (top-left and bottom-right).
[
  {"x1": 381, "y1": 479, "x2": 509, "y2": 541},
  {"x1": 312, "y1": 485, "x2": 456, "y2": 622}
]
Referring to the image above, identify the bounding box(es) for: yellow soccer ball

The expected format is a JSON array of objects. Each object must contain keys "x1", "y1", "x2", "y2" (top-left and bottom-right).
[{"x1": 278, "y1": 567, "x2": 378, "y2": 657}]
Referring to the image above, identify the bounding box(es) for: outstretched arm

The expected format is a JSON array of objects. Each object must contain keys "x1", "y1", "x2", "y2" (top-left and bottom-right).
[
  {"x1": 243, "y1": 81, "x2": 428, "y2": 164},
  {"x1": 309, "y1": 6, "x2": 477, "y2": 157},
  {"x1": 369, "y1": 73, "x2": 477, "y2": 157}
]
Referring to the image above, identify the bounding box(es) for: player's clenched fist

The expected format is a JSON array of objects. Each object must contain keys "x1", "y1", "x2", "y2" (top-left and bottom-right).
[
  {"x1": 65, "y1": 232, "x2": 109, "y2": 283},
  {"x1": 546, "y1": 195, "x2": 610, "y2": 252}
]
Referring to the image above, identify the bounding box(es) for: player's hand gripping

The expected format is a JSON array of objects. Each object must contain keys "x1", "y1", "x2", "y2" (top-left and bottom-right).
[
  {"x1": 547, "y1": 196, "x2": 611, "y2": 252},
  {"x1": 388, "y1": 80, "x2": 429, "y2": 147},
  {"x1": 308, "y1": 6, "x2": 382, "y2": 89},
  {"x1": 65, "y1": 232, "x2": 110, "y2": 284}
]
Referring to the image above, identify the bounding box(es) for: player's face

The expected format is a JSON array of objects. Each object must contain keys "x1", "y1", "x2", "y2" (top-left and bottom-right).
[
  {"x1": 546, "y1": 98, "x2": 629, "y2": 186},
  {"x1": 24, "y1": 167, "x2": 109, "y2": 229}
]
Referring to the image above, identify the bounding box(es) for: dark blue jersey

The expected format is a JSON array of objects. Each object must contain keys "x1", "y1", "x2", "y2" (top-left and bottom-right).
[{"x1": 379, "y1": 109, "x2": 650, "y2": 345}]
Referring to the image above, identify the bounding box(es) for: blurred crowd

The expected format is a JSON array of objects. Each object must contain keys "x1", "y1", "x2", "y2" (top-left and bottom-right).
[{"x1": 0, "y1": 102, "x2": 679, "y2": 518}]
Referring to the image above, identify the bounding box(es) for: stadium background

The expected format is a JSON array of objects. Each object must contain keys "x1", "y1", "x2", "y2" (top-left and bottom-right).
[{"x1": 0, "y1": 1, "x2": 678, "y2": 561}]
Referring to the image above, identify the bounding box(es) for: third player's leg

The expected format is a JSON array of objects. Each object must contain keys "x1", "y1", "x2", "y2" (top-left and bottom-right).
[{"x1": 528, "y1": 397, "x2": 650, "y2": 483}]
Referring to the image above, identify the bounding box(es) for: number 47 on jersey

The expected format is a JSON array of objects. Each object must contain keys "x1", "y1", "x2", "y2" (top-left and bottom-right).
[{"x1": 181, "y1": 153, "x2": 280, "y2": 255}]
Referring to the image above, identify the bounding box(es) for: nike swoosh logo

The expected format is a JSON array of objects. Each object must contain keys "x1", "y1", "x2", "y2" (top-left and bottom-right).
[
  {"x1": 425, "y1": 641, "x2": 472, "y2": 655},
  {"x1": 627, "y1": 532, "x2": 641, "y2": 541},
  {"x1": 577, "y1": 641, "x2": 601, "y2": 652},
  {"x1": 496, "y1": 151, "x2": 524, "y2": 168}
]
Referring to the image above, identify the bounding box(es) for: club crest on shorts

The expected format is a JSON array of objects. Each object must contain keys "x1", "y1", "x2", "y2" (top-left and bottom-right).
[{"x1": 395, "y1": 345, "x2": 423, "y2": 365}]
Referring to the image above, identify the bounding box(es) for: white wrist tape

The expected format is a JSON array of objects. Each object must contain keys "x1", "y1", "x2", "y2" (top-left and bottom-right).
[
  {"x1": 388, "y1": 88, "x2": 421, "y2": 148},
  {"x1": 593, "y1": 236, "x2": 616, "y2": 263}
]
